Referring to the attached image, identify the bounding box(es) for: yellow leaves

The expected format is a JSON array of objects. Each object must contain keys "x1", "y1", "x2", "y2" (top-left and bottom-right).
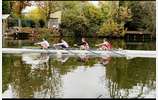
[
  {"x1": 98, "y1": 19, "x2": 125, "y2": 36},
  {"x1": 24, "y1": 7, "x2": 46, "y2": 22}
]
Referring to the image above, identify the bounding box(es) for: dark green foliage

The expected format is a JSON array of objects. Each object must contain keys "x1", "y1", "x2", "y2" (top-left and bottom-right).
[
  {"x1": 125, "y1": 1, "x2": 156, "y2": 35},
  {"x1": 60, "y1": 1, "x2": 88, "y2": 37},
  {"x1": 8, "y1": 18, "x2": 18, "y2": 27},
  {"x1": 30, "y1": 20, "x2": 35, "y2": 28},
  {"x1": 126, "y1": 2, "x2": 145, "y2": 30},
  {"x1": 2, "y1": 1, "x2": 11, "y2": 14},
  {"x1": 38, "y1": 19, "x2": 45, "y2": 28}
]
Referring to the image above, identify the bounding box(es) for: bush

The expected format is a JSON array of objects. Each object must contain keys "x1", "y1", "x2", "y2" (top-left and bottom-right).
[
  {"x1": 19, "y1": 27, "x2": 60, "y2": 39},
  {"x1": 8, "y1": 18, "x2": 18, "y2": 27},
  {"x1": 98, "y1": 19, "x2": 126, "y2": 37},
  {"x1": 36, "y1": 28, "x2": 60, "y2": 39}
]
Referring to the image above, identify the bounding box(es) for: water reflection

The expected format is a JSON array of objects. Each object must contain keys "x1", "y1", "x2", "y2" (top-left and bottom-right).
[
  {"x1": 3, "y1": 53, "x2": 63, "y2": 98},
  {"x1": 106, "y1": 58, "x2": 155, "y2": 98},
  {"x1": 2, "y1": 53, "x2": 155, "y2": 98},
  {"x1": 55, "y1": 52, "x2": 70, "y2": 64},
  {"x1": 22, "y1": 53, "x2": 49, "y2": 69},
  {"x1": 100, "y1": 56, "x2": 111, "y2": 66},
  {"x1": 2, "y1": 37, "x2": 156, "y2": 98}
]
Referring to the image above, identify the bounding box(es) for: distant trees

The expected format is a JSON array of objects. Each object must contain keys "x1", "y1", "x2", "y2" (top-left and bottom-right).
[
  {"x1": 11, "y1": 1, "x2": 31, "y2": 27},
  {"x1": 60, "y1": 1, "x2": 132, "y2": 37},
  {"x1": 5, "y1": 1, "x2": 155, "y2": 37},
  {"x1": 82, "y1": 3, "x2": 103, "y2": 36},
  {"x1": 2, "y1": 1, "x2": 11, "y2": 14},
  {"x1": 98, "y1": 2, "x2": 132, "y2": 37},
  {"x1": 60, "y1": 1, "x2": 88, "y2": 37},
  {"x1": 123, "y1": 1, "x2": 156, "y2": 36}
]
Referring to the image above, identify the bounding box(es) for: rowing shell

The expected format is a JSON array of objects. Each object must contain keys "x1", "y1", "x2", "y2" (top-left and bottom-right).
[{"x1": 2, "y1": 48, "x2": 156, "y2": 58}]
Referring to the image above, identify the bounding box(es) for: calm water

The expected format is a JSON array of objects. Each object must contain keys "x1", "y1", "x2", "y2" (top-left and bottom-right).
[{"x1": 2, "y1": 37, "x2": 156, "y2": 98}]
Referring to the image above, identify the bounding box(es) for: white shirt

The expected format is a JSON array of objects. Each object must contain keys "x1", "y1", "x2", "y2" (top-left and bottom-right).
[
  {"x1": 62, "y1": 41, "x2": 69, "y2": 48},
  {"x1": 38, "y1": 40, "x2": 50, "y2": 48},
  {"x1": 55, "y1": 40, "x2": 69, "y2": 48}
]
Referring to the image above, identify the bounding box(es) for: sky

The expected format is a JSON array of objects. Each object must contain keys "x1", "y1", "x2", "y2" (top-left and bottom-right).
[
  {"x1": 22, "y1": 1, "x2": 37, "y2": 13},
  {"x1": 22, "y1": 6, "x2": 37, "y2": 13},
  {"x1": 90, "y1": 1, "x2": 99, "y2": 7}
]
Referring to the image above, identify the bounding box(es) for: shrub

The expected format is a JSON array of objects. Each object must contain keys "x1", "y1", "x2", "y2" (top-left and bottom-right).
[{"x1": 98, "y1": 19, "x2": 126, "y2": 37}]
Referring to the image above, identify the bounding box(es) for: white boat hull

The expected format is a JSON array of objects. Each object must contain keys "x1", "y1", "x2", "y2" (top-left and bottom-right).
[{"x1": 2, "y1": 48, "x2": 156, "y2": 58}]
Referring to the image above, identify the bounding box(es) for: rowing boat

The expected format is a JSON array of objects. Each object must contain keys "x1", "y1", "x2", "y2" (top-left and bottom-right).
[{"x1": 2, "y1": 48, "x2": 156, "y2": 58}]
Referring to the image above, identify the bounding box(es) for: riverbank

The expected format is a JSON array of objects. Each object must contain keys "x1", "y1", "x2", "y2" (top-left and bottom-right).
[{"x1": 4, "y1": 27, "x2": 155, "y2": 42}]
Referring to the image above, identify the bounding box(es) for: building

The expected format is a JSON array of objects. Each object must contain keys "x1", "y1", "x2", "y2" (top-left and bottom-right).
[
  {"x1": 2, "y1": 14, "x2": 10, "y2": 34},
  {"x1": 48, "y1": 11, "x2": 62, "y2": 29}
]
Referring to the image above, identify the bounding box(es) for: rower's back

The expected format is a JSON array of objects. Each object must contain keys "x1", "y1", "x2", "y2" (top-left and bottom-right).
[
  {"x1": 80, "y1": 38, "x2": 89, "y2": 50},
  {"x1": 41, "y1": 39, "x2": 50, "y2": 49},
  {"x1": 61, "y1": 39, "x2": 69, "y2": 48},
  {"x1": 103, "y1": 39, "x2": 112, "y2": 50}
]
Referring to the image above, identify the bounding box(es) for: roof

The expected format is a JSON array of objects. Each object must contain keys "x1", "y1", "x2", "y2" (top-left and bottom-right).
[
  {"x1": 126, "y1": 31, "x2": 151, "y2": 34},
  {"x1": 50, "y1": 11, "x2": 62, "y2": 18},
  {"x1": 2, "y1": 14, "x2": 10, "y2": 19}
]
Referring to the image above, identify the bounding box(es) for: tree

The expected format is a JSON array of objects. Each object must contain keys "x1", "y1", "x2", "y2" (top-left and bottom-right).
[
  {"x1": 35, "y1": 1, "x2": 61, "y2": 27},
  {"x1": 60, "y1": 1, "x2": 88, "y2": 37},
  {"x1": 141, "y1": 1, "x2": 156, "y2": 36},
  {"x1": 2, "y1": 1, "x2": 11, "y2": 14},
  {"x1": 24, "y1": 7, "x2": 46, "y2": 28},
  {"x1": 98, "y1": 1, "x2": 131, "y2": 37},
  {"x1": 82, "y1": 3, "x2": 103, "y2": 36},
  {"x1": 11, "y1": 1, "x2": 31, "y2": 27},
  {"x1": 124, "y1": 1, "x2": 156, "y2": 36}
]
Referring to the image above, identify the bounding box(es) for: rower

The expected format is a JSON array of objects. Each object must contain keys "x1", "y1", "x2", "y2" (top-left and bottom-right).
[
  {"x1": 34, "y1": 39, "x2": 50, "y2": 49},
  {"x1": 53, "y1": 39, "x2": 69, "y2": 49},
  {"x1": 95, "y1": 38, "x2": 112, "y2": 50},
  {"x1": 79, "y1": 38, "x2": 89, "y2": 50}
]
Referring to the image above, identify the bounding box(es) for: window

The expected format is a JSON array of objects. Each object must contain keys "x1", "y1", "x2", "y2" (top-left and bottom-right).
[{"x1": 48, "y1": 18, "x2": 59, "y2": 28}]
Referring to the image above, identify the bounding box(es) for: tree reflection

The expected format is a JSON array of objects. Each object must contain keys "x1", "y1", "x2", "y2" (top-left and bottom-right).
[
  {"x1": 2, "y1": 53, "x2": 155, "y2": 98},
  {"x1": 105, "y1": 57, "x2": 156, "y2": 98},
  {"x1": 3, "y1": 53, "x2": 63, "y2": 98}
]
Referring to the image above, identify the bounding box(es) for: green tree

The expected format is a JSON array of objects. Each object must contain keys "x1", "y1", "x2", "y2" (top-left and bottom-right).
[
  {"x1": 2, "y1": 1, "x2": 11, "y2": 14},
  {"x1": 124, "y1": 1, "x2": 156, "y2": 36},
  {"x1": 141, "y1": 2, "x2": 156, "y2": 36},
  {"x1": 60, "y1": 1, "x2": 88, "y2": 37},
  {"x1": 82, "y1": 3, "x2": 103, "y2": 36},
  {"x1": 98, "y1": 1, "x2": 131, "y2": 37}
]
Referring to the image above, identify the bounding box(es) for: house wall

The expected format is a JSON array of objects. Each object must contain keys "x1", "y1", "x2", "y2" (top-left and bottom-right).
[{"x1": 48, "y1": 11, "x2": 62, "y2": 29}]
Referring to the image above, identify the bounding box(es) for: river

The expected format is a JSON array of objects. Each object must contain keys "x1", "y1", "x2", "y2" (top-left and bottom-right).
[{"x1": 2, "y1": 37, "x2": 156, "y2": 98}]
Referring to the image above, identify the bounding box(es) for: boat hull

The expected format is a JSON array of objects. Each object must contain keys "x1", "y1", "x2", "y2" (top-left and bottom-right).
[{"x1": 2, "y1": 48, "x2": 156, "y2": 58}]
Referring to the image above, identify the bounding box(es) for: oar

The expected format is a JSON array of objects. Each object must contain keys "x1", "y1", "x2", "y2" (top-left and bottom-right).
[
  {"x1": 95, "y1": 44, "x2": 126, "y2": 57},
  {"x1": 110, "y1": 48, "x2": 126, "y2": 57},
  {"x1": 73, "y1": 44, "x2": 101, "y2": 56},
  {"x1": 53, "y1": 44, "x2": 80, "y2": 57}
]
